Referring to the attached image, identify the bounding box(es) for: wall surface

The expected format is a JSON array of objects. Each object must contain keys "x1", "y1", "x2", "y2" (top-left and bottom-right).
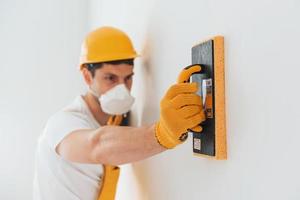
[
  {"x1": 89, "y1": 0, "x2": 300, "y2": 200},
  {"x1": 0, "y1": 0, "x2": 88, "y2": 198},
  {"x1": 1, "y1": 0, "x2": 300, "y2": 199}
]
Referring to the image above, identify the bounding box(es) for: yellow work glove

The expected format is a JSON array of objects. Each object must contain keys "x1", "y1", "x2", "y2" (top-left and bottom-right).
[{"x1": 155, "y1": 65, "x2": 206, "y2": 149}]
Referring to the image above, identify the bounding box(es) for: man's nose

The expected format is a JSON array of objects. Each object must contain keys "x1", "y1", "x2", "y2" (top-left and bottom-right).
[{"x1": 118, "y1": 78, "x2": 125, "y2": 84}]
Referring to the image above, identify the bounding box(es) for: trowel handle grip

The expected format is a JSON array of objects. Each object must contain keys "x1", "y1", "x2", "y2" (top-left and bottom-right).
[
  {"x1": 177, "y1": 64, "x2": 202, "y2": 83},
  {"x1": 177, "y1": 64, "x2": 204, "y2": 135}
]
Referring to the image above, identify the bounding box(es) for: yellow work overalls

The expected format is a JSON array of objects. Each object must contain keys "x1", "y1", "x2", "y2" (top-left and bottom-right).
[{"x1": 97, "y1": 115, "x2": 123, "y2": 200}]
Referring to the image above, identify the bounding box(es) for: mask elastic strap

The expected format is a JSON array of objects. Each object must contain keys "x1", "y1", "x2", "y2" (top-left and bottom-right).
[{"x1": 88, "y1": 86, "x2": 100, "y2": 98}]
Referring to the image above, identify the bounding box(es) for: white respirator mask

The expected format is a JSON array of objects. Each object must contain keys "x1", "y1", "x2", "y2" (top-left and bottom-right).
[{"x1": 89, "y1": 84, "x2": 135, "y2": 115}]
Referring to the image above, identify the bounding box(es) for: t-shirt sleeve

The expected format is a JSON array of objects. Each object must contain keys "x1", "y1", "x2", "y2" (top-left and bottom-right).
[{"x1": 43, "y1": 111, "x2": 93, "y2": 150}]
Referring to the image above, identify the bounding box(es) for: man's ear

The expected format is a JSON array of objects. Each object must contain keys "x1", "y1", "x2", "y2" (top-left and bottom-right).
[{"x1": 82, "y1": 68, "x2": 93, "y2": 85}]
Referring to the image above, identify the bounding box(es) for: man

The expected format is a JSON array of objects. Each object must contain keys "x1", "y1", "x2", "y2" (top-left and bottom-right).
[{"x1": 33, "y1": 26, "x2": 205, "y2": 200}]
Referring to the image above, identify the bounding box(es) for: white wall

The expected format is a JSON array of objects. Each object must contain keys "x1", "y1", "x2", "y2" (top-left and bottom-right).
[
  {"x1": 2, "y1": 0, "x2": 300, "y2": 199},
  {"x1": 0, "y1": 0, "x2": 88, "y2": 198},
  {"x1": 89, "y1": 0, "x2": 300, "y2": 200}
]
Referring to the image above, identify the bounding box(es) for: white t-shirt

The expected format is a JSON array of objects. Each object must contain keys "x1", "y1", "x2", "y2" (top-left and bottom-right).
[{"x1": 33, "y1": 96, "x2": 103, "y2": 200}]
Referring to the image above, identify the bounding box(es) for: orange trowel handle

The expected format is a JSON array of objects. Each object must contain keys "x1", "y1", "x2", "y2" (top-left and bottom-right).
[
  {"x1": 177, "y1": 64, "x2": 202, "y2": 84},
  {"x1": 176, "y1": 64, "x2": 203, "y2": 140}
]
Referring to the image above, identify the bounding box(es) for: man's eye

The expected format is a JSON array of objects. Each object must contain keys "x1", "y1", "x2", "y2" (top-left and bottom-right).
[
  {"x1": 105, "y1": 76, "x2": 116, "y2": 82},
  {"x1": 125, "y1": 75, "x2": 133, "y2": 81}
]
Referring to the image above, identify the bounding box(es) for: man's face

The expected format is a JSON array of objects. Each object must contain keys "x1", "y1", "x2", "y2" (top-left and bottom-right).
[{"x1": 89, "y1": 63, "x2": 134, "y2": 95}]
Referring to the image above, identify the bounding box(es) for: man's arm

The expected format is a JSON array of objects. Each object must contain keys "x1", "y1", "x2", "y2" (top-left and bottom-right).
[
  {"x1": 57, "y1": 65, "x2": 205, "y2": 165},
  {"x1": 56, "y1": 124, "x2": 166, "y2": 165}
]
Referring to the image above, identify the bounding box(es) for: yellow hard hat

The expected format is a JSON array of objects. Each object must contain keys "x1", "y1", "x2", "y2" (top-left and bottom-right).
[{"x1": 79, "y1": 26, "x2": 139, "y2": 70}]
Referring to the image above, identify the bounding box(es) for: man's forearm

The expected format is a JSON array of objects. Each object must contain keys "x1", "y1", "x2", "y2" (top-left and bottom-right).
[{"x1": 90, "y1": 124, "x2": 166, "y2": 165}]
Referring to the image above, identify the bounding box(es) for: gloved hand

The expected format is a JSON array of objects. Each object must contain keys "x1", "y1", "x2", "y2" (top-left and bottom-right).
[{"x1": 155, "y1": 65, "x2": 206, "y2": 149}]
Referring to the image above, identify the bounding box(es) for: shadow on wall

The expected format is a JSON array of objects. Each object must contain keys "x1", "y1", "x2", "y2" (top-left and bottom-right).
[
  {"x1": 139, "y1": 35, "x2": 160, "y2": 125},
  {"x1": 130, "y1": 34, "x2": 162, "y2": 200}
]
